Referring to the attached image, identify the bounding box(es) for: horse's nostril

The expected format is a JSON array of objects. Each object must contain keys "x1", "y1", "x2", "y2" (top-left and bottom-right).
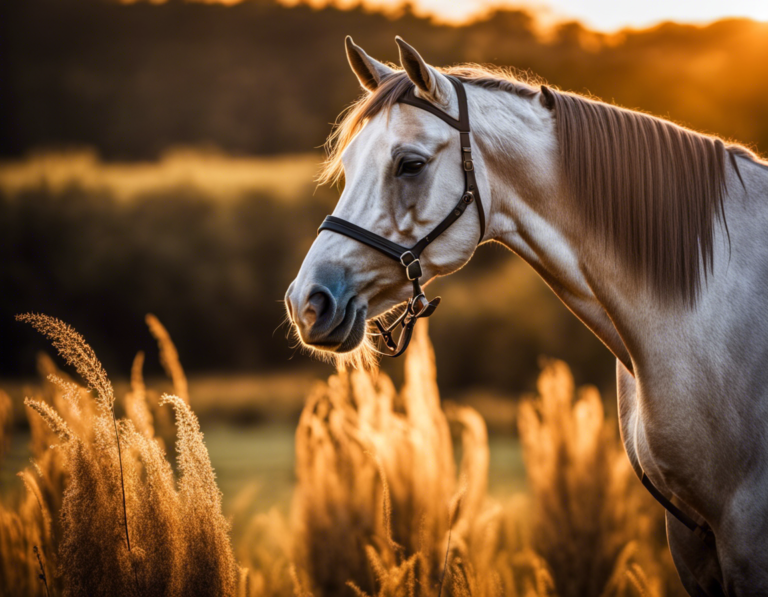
[{"x1": 303, "y1": 288, "x2": 335, "y2": 329}]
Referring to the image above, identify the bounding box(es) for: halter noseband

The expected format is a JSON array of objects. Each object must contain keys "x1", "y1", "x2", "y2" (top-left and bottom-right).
[{"x1": 318, "y1": 76, "x2": 486, "y2": 357}]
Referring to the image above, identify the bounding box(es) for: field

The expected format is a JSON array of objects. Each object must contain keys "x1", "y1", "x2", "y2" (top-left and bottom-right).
[
  {"x1": 0, "y1": 313, "x2": 686, "y2": 596},
  {"x1": 0, "y1": 150, "x2": 321, "y2": 204},
  {"x1": 2, "y1": 410, "x2": 526, "y2": 516},
  {"x1": 5, "y1": 1, "x2": 768, "y2": 594}
]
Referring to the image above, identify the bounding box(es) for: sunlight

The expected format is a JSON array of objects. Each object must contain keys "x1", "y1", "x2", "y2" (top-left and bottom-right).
[
  {"x1": 277, "y1": 0, "x2": 768, "y2": 30},
  {"x1": 121, "y1": 0, "x2": 768, "y2": 31},
  {"x1": 119, "y1": 0, "x2": 768, "y2": 30},
  {"x1": 535, "y1": 0, "x2": 768, "y2": 31}
]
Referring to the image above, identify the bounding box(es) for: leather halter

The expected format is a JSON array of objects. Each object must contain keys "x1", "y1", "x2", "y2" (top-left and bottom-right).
[{"x1": 318, "y1": 76, "x2": 486, "y2": 357}]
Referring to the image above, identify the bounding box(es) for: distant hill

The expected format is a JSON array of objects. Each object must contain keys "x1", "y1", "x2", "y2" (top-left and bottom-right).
[{"x1": 2, "y1": 0, "x2": 767, "y2": 159}]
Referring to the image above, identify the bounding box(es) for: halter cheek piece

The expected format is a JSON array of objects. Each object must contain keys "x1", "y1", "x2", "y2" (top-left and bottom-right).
[{"x1": 318, "y1": 76, "x2": 486, "y2": 357}]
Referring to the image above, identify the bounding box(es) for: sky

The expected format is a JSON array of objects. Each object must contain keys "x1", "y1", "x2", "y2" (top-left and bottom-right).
[{"x1": 277, "y1": 0, "x2": 768, "y2": 31}]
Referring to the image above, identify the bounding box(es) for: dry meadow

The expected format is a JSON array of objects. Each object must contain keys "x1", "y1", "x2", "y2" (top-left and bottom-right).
[{"x1": 0, "y1": 314, "x2": 685, "y2": 596}]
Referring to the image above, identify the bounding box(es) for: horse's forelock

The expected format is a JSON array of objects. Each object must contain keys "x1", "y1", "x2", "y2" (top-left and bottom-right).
[
  {"x1": 318, "y1": 71, "x2": 413, "y2": 187},
  {"x1": 318, "y1": 65, "x2": 539, "y2": 187}
]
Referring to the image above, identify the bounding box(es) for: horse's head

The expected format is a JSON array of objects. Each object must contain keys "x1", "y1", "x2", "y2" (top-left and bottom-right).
[{"x1": 285, "y1": 37, "x2": 489, "y2": 365}]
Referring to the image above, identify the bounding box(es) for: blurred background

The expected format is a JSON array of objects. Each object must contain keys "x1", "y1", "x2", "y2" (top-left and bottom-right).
[{"x1": 2, "y1": 0, "x2": 767, "y2": 508}]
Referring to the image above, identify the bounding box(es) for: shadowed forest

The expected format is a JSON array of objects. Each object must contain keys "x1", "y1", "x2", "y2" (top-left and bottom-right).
[{"x1": 3, "y1": 0, "x2": 768, "y2": 159}]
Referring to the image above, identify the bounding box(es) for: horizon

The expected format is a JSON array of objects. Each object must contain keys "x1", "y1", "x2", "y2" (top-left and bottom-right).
[{"x1": 137, "y1": 0, "x2": 768, "y2": 32}]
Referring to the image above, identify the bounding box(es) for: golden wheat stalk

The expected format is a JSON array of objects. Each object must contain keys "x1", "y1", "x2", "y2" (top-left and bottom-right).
[
  {"x1": 18, "y1": 470, "x2": 52, "y2": 541},
  {"x1": 437, "y1": 481, "x2": 466, "y2": 597},
  {"x1": 17, "y1": 313, "x2": 139, "y2": 594},
  {"x1": 370, "y1": 451, "x2": 403, "y2": 555},
  {"x1": 16, "y1": 313, "x2": 114, "y2": 411},
  {"x1": 24, "y1": 398, "x2": 75, "y2": 441},
  {"x1": 146, "y1": 314, "x2": 189, "y2": 404},
  {"x1": 47, "y1": 373, "x2": 82, "y2": 416},
  {"x1": 125, "y1": 351, "x2": 154, "y2": 438}
]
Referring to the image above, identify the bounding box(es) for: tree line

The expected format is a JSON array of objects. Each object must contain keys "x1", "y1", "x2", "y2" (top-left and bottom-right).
[{"x1": 2, "y1": 0, "x2": 767, "y2": 159}]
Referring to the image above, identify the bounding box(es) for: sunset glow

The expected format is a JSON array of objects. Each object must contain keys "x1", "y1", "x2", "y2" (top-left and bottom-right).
[
  {"x1": 128, "y1": 0, "x2": 768, "y2": 31},
  {"x1": 277, "y1": 0, "x2": 768, "y2": 30}
]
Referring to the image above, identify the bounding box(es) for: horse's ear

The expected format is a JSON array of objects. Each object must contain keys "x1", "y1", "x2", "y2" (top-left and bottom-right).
[
  {"x1": 395, "y1": 36, "x2": 451, "y2": 105},
  {"x1": 345, "y1": 36, "x2": 394, "y2": 92},
  {"x1": 540, "y1": 85, "x2": 556, "y2": 110}
]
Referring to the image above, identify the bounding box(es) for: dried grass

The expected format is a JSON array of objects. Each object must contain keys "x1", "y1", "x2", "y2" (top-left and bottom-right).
[
  {"x1": 518, "y1": 361, "x2": 667, "y2": 597},
  {"x1": 146, "y1": 314, "x2": 189, "y2": 404},
  {"x1": 1, "y1": 314, "x2": 237, "y2": 596},
  {"x1": 0, "y1": 316, "x2": 682, "y2": 597},
  {"x1": 275, "y1": 324, "x2": 678, "y2": 597}
]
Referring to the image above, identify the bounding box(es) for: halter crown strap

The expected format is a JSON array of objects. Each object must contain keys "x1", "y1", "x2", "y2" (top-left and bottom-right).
[
  {"x1": 317, "y1": 76, "x2": 485, "y2": 357},
  {"x1": 397, "y1": 77, "x2": 485, "y2": 243},
  {"x1": 398, "y1": 89, "x2": 462, "y2": 130}
]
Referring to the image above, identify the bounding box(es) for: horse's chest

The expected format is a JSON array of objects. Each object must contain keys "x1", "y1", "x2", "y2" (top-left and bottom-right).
[{"x1": 616, "y1": 364, "x2": 708, "y2": 503}]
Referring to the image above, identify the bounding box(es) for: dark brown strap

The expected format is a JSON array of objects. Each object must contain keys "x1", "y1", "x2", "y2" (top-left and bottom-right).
[
  {"x1": 400, "y1": 77, "x2": 486, "y2": 244},
  {"x1": 399, "y1": 88, "x2": 463, "y2": 130},
  {"x1": 398, "y1": 76, "x2": 485, "y2": 246},
  {"x1": 319, "y1": 216, "x2": 407, "y2": 261},
  {"x1": 409, "y1": 191, "x2": 476, "y2": 257},
  {"x1": 641, "y1": 472, "x2": 714, "y2": 545},
  {"x1": 449, "y1": 77, "x2": 486, "y2": 245}
]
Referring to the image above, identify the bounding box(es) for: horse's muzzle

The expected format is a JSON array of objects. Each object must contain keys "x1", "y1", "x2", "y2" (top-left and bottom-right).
[{"x1": 285, "y1": 280, "x2": 366, "y2": 352}]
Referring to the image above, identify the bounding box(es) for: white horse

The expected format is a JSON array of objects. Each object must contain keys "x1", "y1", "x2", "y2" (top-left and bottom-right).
[{"x1": 285, "y1": 36, "x2": 768, "y2": 595}]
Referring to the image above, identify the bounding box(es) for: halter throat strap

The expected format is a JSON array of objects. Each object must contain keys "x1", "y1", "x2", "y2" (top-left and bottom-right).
[{"x1": 317, "y1": 76, "x2": 485, "y2": 356}]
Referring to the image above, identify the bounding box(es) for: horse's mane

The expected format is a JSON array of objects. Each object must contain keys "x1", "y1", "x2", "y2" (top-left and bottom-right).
[
  {"x1": 321, "y1": 65, "x2": 760, "y2": 307},
  {"x1": 547, "y1": 88, "x2": 757, "y2": 307}
]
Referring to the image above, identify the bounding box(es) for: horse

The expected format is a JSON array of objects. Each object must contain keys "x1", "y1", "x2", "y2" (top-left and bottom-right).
[{"x1": 284, "y1": 36, "x2": 768, "y2": 595}]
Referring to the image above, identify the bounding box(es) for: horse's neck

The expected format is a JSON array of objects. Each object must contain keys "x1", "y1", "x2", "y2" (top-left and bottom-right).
[
  {"x1": 592, "y1": 155, "x2": 768, "y2": 376},
  {"x1": 474, "y1": 89, "x2": 636, "y2": 371},
  {"x1": 478, "y1": 89, "x2": 768, "y2": 377}
]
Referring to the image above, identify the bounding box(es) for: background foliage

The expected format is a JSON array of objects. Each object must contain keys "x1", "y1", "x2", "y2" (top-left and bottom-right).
[
  {"x1": 2, "y1": 0, "x2": 766, "y2": 396},
  {"x1": 3, "y1": 0, "x2": 768, "y2": 159}
]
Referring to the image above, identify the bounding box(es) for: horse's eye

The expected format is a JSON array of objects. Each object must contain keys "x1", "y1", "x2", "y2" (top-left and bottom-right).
[{"x1": 399, "y1": 160, "x2": 426, "y2": 177}]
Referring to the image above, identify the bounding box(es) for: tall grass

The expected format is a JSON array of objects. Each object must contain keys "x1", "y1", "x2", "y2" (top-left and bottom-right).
[
  {"x1": 0, "y1": 316, "x2": 682, "y2": 596},
  {"x1": 2, "y1": 314, "x2": 237, "y2": 596}
]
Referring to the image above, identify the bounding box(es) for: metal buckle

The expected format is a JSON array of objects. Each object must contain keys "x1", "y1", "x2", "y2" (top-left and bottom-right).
[
  {"x1": 409, "y1": 293, "x2": 429, "y2": 317},
  {"x1": 463, "y1": 160, "x2": 474, "y2": 171},
  {"x1": 400, "y1": 251, "x2": 416, "y2": 266},
  {"x1": 400, "y1": 251, "x2": 422, "y2": 280},
  {"x1": 406, "y1": 260, "x2": 422, "y2": 280}
]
